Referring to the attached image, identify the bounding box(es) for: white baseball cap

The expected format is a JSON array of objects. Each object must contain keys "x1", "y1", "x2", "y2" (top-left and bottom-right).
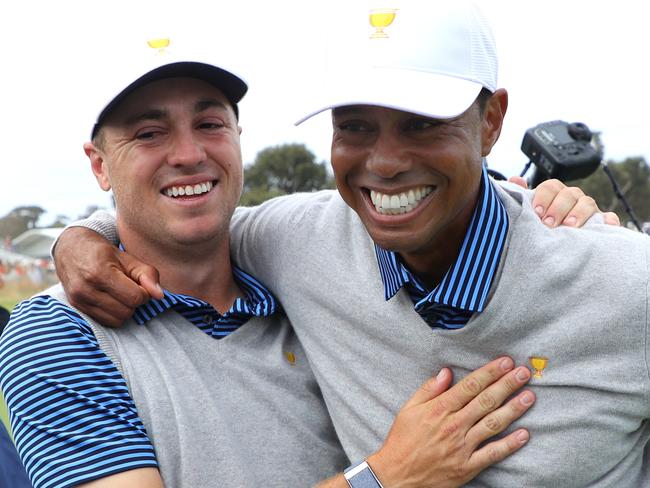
[
  {"x1": 91, "y1": 38, "x2": 247, "y2": 138},
  {"x1": 295, "y1": 0, "x2": 497, "y2": 125}
]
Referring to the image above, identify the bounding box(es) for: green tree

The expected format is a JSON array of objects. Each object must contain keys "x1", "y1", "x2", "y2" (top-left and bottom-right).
[
  {"x1": 47, "y1": 214, "x2": 71, "y2": 228},
  {"x1": 0, "y1": 205, "x2": 46, "y2": 239},
  {"x1": 570, "y1": 157, "x2": 650, "y2": 225},
  {"x1": 240, "y1": 144, "x2": 334, "y2": 206}
]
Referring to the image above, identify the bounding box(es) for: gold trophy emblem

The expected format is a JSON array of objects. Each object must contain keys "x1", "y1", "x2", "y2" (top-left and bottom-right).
[
  {"x1": 284, "y1": 351, "x2": 296, "y2": 366},
  {"x1": 147, "y1": 38, "x2": 170, "y2": 55},
  {"x1": 369, "y1": 9, "x2": 398, "y2": 38},
  {"x1": 529, "y1": 356, "x2": 548, "y2": 378}
]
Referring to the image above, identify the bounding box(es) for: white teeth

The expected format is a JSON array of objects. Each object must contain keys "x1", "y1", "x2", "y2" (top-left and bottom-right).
[
  {"x1": 370, "y1": 186, "x2": 435, "y2": 215},
  {"x1": 381, "y1": 194, "x2": 390, "y2": 210},
  {"x1": 164, "y1": 181, "x2": 214, "y2": 198},
  {"x1": 407, "y1": 189, "x2": 415, "y2": 205}
]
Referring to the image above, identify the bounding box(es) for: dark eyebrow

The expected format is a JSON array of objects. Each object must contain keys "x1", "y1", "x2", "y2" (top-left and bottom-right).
[
  {"x1": 332, "y1": 106, "x2": 363, "y2": 117},
  {"x1": 123, "y1": 100, "x2": 228, "y2": 126},
  {"x1": 195, "y1": 99, "x2": 229, "y2": 113},
  {"x1": 124, "y1": 109, "x2": 167, "y2": 126}
]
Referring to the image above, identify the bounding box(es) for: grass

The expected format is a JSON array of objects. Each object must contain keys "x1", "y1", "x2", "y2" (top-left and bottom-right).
[{"x1": 1, "y1": 276, "x2": 57, "y2": 311}]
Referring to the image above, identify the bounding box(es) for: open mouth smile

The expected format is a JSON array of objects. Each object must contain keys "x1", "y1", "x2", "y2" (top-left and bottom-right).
[
  {"x1": 369, "y1": 186, "x2": 435, "y2": 215},
  {"x1": 162, "y1": 180, "x2": 216, "y2": 198}
]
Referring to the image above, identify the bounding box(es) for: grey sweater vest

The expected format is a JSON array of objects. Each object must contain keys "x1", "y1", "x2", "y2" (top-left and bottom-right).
[
  {"x1": 230, "y1": 184, "x2": 650, "y2": 487},
  {"x1": 48, "y1": 286, "x2": 347, "y2": 487}
]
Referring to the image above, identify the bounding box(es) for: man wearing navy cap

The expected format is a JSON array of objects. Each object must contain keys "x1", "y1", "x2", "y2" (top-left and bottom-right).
[{"x1": 0, "y1": 54, "x2": 349, "y2": 487}]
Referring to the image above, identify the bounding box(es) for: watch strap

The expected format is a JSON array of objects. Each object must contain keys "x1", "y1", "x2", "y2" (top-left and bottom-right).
[{"x1": 344, "y1": 460, "x2": 384, "y2": 488}]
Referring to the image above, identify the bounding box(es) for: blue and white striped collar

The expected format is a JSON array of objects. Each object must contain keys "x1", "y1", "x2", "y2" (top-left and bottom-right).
[
  {"x1": 375, "y1": 167, "x2": 509, "y2": 313},
  {"x1": 131, "y1": 265, "x2": 278, "y2": 325}
]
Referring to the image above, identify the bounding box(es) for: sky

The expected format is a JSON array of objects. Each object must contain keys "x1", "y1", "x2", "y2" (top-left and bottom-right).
[{"x1": 1, "y1": 0, "x2": 648, "y2": 224}]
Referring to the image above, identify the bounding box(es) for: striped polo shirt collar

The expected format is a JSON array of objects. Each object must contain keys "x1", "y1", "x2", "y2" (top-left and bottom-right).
[
  {"x1": 375, "y1": 166, "x2": 509, "y2": 313},
  {"x1": 132, "y1": 265, "x2": 278, "y2": 325}
]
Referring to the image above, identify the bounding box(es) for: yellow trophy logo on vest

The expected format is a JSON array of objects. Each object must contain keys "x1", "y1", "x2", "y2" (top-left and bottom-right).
[
  {"x1": 284, "y1": 351, "x2": 296, "y2": 366},
  {"x1": 529, "y1": 356, "x2": 548, "y2": 379}
]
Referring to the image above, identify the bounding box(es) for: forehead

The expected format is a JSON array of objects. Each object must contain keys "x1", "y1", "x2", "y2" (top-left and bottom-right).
[
  {"x1": 331, "y1": 103, "x2": 479, "y2": 125},
  {"x1": 104, "y1": 77, "x2": 233, "y2": 124},
  {"x1": 332, "y1": 104, "x2": 450, "y2": 121}
]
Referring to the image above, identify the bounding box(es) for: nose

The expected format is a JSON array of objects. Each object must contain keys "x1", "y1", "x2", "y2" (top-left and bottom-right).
[
  {"x1": 167, "y1": 129, "x2": 206, "y2": 167},
  {"x1": 366, "y1": 134, "x2": 412, "y2": 179}
]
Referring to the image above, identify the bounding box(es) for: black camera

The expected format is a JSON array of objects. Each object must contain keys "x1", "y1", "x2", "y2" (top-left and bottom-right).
[{"x1": 521, "y1": 120, "x2": 602, "y2": 187}]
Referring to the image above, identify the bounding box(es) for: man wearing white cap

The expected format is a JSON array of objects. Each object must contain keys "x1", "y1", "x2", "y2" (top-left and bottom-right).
[
  {"x1": 237, "y1": 2, "x2": 647, "y2": 486},
  {"x1": 45, "y1": 3, "x2": 636, "y2": 488}
]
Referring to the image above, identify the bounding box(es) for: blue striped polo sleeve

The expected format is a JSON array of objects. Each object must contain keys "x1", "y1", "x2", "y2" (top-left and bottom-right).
[{"x1": 0, "y1": 295, "x2": 157, "y2": 488}]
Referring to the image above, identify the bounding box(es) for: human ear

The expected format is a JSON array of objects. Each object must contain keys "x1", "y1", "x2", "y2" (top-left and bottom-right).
[
  {"x1": 84, "y1": 142, "x2": 112, "y2": 192},
  {"x1": 480, "y1": 88, "x2": 508, "y2": 157}
]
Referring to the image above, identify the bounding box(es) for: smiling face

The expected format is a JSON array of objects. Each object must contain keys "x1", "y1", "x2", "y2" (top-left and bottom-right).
[
  {"x1": 330, "y1": 89, "x2": 507, "y2": 277},
  {"x1": 85, "y1": 77, "x2": 243, "y2": 254}
]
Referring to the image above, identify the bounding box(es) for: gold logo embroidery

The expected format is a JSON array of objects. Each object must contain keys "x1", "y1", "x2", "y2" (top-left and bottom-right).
[
  {"x1": 369, "y1": 9, "x2": 397, "y2": 38},
  {"x1": 147, "y1": 38, "x2": 170, "y2": 55},
  {"x1": 529, "y1": 356, "x2": 548, "y2": 378},
  {"x1": 284, "y1": 352, "x2": 296, "y2": 366}
]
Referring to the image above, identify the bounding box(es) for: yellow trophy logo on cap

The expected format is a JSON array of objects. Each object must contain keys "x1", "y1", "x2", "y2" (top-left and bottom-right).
[
  {"x1": 147, "y1": 38, "x2": 170, "y2": 55},
  {"x1": 369, "y1": 9, "x2": 397, "y2": 38},
  {"x1": 529, "y1": 356, "x2": 548, "y2": 378}
]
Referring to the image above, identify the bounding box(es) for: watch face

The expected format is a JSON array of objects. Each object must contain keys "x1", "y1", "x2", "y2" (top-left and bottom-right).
[{"x1": 344, "y1": 461, "x2": 383, "y2": 488}]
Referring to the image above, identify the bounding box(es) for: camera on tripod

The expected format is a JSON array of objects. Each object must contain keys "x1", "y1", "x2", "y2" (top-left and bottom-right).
[{"x1": 520, "y1": 120, "x2": 602, "y2": 188}]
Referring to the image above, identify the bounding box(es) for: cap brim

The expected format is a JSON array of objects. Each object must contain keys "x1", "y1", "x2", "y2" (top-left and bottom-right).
[
  {"x1": 93, "y1": 61, "x2": 247, "y2": 138},
  {"x1": 295, "y1": 66, "x2": 483, "y2": 125}
]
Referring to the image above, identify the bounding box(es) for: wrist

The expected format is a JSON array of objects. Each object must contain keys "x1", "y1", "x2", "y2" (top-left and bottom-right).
[
  {"x1": 366, "y1": 451, "x2": 390, "y2": 488},
  {"x1": 345, "y1": 458, "x2": 385, "y2": 488}
]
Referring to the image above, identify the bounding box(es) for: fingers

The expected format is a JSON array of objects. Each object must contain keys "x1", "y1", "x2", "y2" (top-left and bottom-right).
[
  {"x1": 428, "y1": 357, "x2": 515, "y2": 413},
  {"x1": 402, "y1": 368, "x2": 453, "y2": 409},
  {"x1": 554, "y1": 195, "x2": 599, "y2": 228},
  {"x1": 460, "y1": 366, "x2": 532, "y2": 426},
  {"x1": 507, "y1": 175, "x2": 528, "y2": 189},
  {"x1": 533, "y1": 181, "x2": 586, "y2": 228},
  {"x1": 118, "y1": 253, "x2": 163, "y2": 300},
  {"x1": 72, "y1": 294, "x2": 137, "y2": 327},
  {"x1": 465, "y1": 382, "x2": 535, "y2": 448},
  {"x1": 531, "y1": 178, "x2": 566, "y2": 224},
  {"x1": 67, "y1": 268, "x2": 150, "y2": 326},
  {"x1": 602, "y1": 211, "x2": 621, "y2": 226},
  {"x1": 467, "y1": 428, "x2": 530, "y2": 472}
]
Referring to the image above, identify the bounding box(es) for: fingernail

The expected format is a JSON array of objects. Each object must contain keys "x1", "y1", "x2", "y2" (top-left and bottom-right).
[
  {"x1": 515, "y1": 367, "x2": 530, "y2": 382},
  {"x1": 500, "y1": 357, "x2": 514, "y2": 371},
  {"x1": 543, "y1": 216, "x2": 555, "y2": 227},
  {"x1": 436, "y1": 368, "x2": 447, "y2": 381},
  {"x1": 156, "y1": 284, "x2": 164, "y2": 294},
  {"x1": 534, "y1": 206, "x2": 544, "y2": 216},
  {"x1": 516, "y1": 430, "x2": 530, "y2": 444},
  {"x1": 564, "y1": 216, "x2": 577, "y2": 226},
  {"x1": 520, "y1": 391, "x2": 534, "y2": 406}
]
